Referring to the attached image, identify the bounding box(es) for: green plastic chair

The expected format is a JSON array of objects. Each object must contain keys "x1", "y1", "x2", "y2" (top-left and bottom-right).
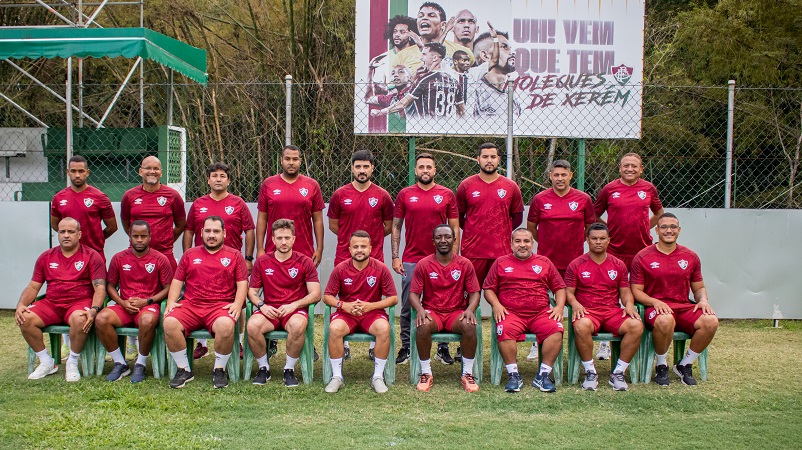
[
  {"x1": 409, "y1": 306, "x2": 483, "y2": 384},
  {"x1": 93, "y1": 299, "x2": 167, "y2": 378},
  {"x1": 322, "y1": 304, "x2": 396, "y2": 385},
  {"x1": 565, "y1": 305, "x2": 641, "y2": 384},
  {"x1": 489, "y1": 314, "x2": 564, "y2": 386},
  {"x1": 638, "y1": 304, "x2": 709, "y2": 383},
  {"x1": 241, "y1": 302, "x2": 316, "y2": 384},
  {"x1": 26, "y1": 295, "x2": 97, "y2": 377}
]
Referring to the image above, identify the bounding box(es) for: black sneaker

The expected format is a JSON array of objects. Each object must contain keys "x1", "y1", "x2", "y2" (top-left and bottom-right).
[
  {"x1": 673, "y1": 363, "x2": 698, "y2": 386},
  {"x1": 268, "y1": 340, "x2": 278, "y2": 360},
  {"x1": 368, "y1": 348, "x2": 375, "y2": 361},
  {"x1": 395, "y1": 347, "x2": 410, "y2": 365},
  {"x1": 454, "y1": 346, "x2": 462, "y2": 362},
  {"x1": 314, "y1": 347, "x2": 320, "y2": 362},
  {"x1": 343, "y1": 346, "x2": 351, "y2": 361},
  {"x1": 130, "y1": 363, "x2": 146, "y2": 383},
  {"x1": 213, "y1": 368, "x2": 229, "y2": 389},
  {"x1": 655, "y1": 364, "x2": 670, "y2": 386},
  {"x1": 505, "y1": 372, "x2": 523, "y2": 393},
  {"x1": 284, "y1": 369, "x2": 299, "y2": 387},
  {"x1": 106, "y1": 362, "x2": 131, "y2": 382},
  {"x1": 252, "y1": 366, "x2": 270, "y2": 385},
  {"x1": 169, "y1": 368, "x2": 194, "y2": 388},
  {"x1": 435, "y1": 346, "x2": 454, "y2": 365}
]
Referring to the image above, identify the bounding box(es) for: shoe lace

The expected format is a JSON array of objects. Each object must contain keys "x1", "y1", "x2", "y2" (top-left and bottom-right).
[
  {"x1": 463, "y1": 374, "x2": 476, "y2": 384},
  {"x1": 586, "y1": 372, "x2": 598, "y2": 381},
  {"x1": 611, "y1": 372, "x2": 625, "y2": 382},
  {"x1": 419, "y1": 374, "x2": 432, "y2": 383}
]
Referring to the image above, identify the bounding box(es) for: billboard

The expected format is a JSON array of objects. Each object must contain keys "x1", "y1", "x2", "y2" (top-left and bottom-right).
[{"x1": 354, "y1": 0, "x2": 645, "y2": 138}]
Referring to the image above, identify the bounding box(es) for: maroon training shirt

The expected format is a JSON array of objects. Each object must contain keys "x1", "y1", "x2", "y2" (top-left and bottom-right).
[
  {"x1": 51, "y1": 185, "x2": 116, "y2": 261},
  {"x1": 327, "y1": 183, "x2": 393, "y2": 265},
  {"x1": 563, "y1": 253, "x2": 630, "y2": 309},
  {"x1": 483, "y1": 253, "x2": 565, "y2": 316},
  {"x1": 249, "y1": 251, "x2": 319, "y2": 307},
  {"x1": 394, "y1": 184, "x2": 459, "y2": 263},
  {"x1": 457, "y1": 174, "x2": 524, "y2": 259},
  {"x1": 107, "y1": 248, "x2": 174, "y2": 300},
  {"x1": 324, "y1": 257, "x2": 397, "y2": 303},
  {"x1": 528, "y1": 187, "x2": 595, "y2": 270},
  {"x1": 410, "y1": 254, "x2": 480, "y2": 314},
  {"x1": 174, "y1": 245, "x2": 248, "y2": 303},
  {"x1": 186, "y1": 193, "x2": 255, "y2": 251},
  {"x1": 32, "y1": 245, "x2": 106, "y2": 304},
  {"x1": 257, "y1": 174, "x2": 325, "y2": 258},
  {"x1": 630, "y1": 244, "x2": 703, "y2": 307},
  {"x1": 121, "y1": 185, "x2": 185, "y2": 260},
  {"x1": 594, "y1": 179, "x2": 663, "y2": 258}
]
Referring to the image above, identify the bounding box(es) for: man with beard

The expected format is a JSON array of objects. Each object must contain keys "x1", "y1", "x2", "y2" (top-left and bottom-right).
[
  {"x1": 395, "y1": 2, "x2": 475, "y2": 71},
  {"x1": 391, "y1": 153, "x2": 459, "y2": 365},
  {"x1": 410, "y1": 224, "x2": 480, "y2": 392},
  {"x1": 483, "y1": 228, "x2": 566, "y2": 393},
  {"x1": 163, "y1": 216, "x2": 248, "y2": 389},
  {"x1": 328, "y1": 150, "x2": 393, "y2": 360},
  {"x1": 474, "y1": 30, "x2": 520, "y2": 117},
  {"x1": 323, "y1": 231, "x2": 398, "y2": 394},
  {"x1": 367, "y1": 15, "x2": 420, "y2": 86}
]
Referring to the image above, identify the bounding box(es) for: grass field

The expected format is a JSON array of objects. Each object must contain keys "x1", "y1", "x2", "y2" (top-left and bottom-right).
[{"x1": 1, "y1": 311, "x2": 801, "y2": 449}]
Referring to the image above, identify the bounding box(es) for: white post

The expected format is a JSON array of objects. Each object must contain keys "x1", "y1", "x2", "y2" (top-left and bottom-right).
[
  {"x1": 725, "y1": 79, "x2": 736, "y2": 208},
  {"x1": 285, "y1": 75, "x2": 293, "y2": 146},
  {"x1": 66, "y1": 57, "x2": 73, "y2": 187},
  {"x1": 505, "y1": 74, "x2": 517, "y2": 180}
]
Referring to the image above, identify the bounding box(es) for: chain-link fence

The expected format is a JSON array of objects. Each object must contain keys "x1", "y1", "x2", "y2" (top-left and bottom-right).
[{"x1": 1, "y1": 79, "x2": 800, "y2": 209}]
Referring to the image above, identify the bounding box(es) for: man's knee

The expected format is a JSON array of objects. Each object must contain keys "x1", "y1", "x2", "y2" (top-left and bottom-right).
[
  {"x1": 653, "y1": 314, "x2": 675, "y2": 331},
  {"x1": 696, "y1": 314, "x2": 719, "y2": 332},
  {"x1": 163, "y1": 317, "x2": 182, "y2": 334},
  {"x1": 212, "y1": 318, "x2": 235, "y2": 337},
  {"x1": 371, "y1": 319, "x2": 390, "y2": 337},
  {"x1": 573, "y1": 318, "x2": 594, "y2": 336},
  {"x1": 138, "y1": 313, "x2": 158, "y2": 331},
  {"x1": 286, "y1": 315, "x2": 308, "y2": 335},
  {"x1": 622, "y1": 318, "x2": 644, "y2": 336},
  {"x1": 329, "y1": 321, "x2": 350, "y2": 339}
]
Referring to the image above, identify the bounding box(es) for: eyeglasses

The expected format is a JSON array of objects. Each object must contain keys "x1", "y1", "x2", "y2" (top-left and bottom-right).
[{"x1": 657, "y1": 225, "x2": 679, "y2": 230}]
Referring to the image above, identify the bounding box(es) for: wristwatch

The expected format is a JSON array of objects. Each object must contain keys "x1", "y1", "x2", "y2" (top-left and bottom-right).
[
  {"x1": 257, "y1": 301, "x2": 265, "y2": 309},
  {"x1": 336, "y1": 301, "x2": 342, "y2": 309},
  {"x1": 90, "y1": 306, "x2": 101, "y2": 314},
  {"x1": 245, "y1": 255, "x2": 254, "y2": 261},
  {"x1": 146, "y1": 298, "x2": 154, "y2": 305}
]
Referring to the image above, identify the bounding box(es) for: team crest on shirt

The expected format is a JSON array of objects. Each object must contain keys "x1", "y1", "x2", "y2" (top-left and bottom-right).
[
  {"x1": 497, "y1": 189, "x2": 507, "y2": 198},
  {"x1": 367, "y1": 276, "x2": 377, "y2": 287},
  {"x1": 122, "y1": 264, "x2": 132, "y2": 271},
  {"x1": 145, "y1": 263, "x2": 156, "y2": 273},
  {"x1": 678, "y1": 259, "x2": 689, "y2": 270},
  {"x1": 569, "y1": 201, "x2": 579, "y2": 211},
  {"x1": 608, "y1": 270, "x2": 618, "y2": 280},
  {"x1": 59, "y1": 199, "x2": 68, "y2": 206},
  {"x1": 532, "y1": 265, "x2": 542, "y2": 274},
  {"x1": 433, "y1": 195, "x2": 443, "y2": 204},
  {"x1": 368, "y1": 197, "x2": 378, "y2": 208},
  {"x1": 157, "y1": 196, "x2": 167, "y2": 206},
  {"x1": 74, "y1": 261, "x2": 85, "y2": 270},
  {"x1": 220, "y1": 257, "x2": 231, "y2": 267},
  {"x1": 299, "y1": 187, "x2": 309, "y2": 197},
  {"x1": 451, "y1": 269, "x2": 461, "y2": 281},
  {"x1": 637, "y1": 191, "x2": 647, "y2": 200},
  {"x1": 224, "y1": 206, "x2": 235, "y2": 215},
  {"x1": 83, "y1": 198, "x2": 94, "y2": 207},
  {"x1": 288, "y1": 267, "x2": 299, "y2": 278}
]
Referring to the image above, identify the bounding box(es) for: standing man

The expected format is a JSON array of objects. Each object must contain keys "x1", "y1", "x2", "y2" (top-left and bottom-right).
[
  {"x1": 163, "y1": 216, "x2": 249, "y2": 389},
  {"x1": 564, "y1": 223, "x2": 643, "y2": 391},
  {"x1": 328, "y1": 149, "x2": 393, "y2": 360},
  {"x1": 16, "y1": 218, "x2": 106, "y2": 382},
  {"x1": 391, "y1": 153, "x2": 459, "y2": 365},
  {"x1": 185, "y1": 162, "x2": 255, "y2": 359},
  {"x1": 483, "y1": 228, "x2": 566, "y2": 393},
  {"x1": 631, "y1": 213, "x2": 718, "y2": 386},
  {"x1": 323, "y1": 231, "x2": 398, "y2": 394},
  {"x1": 410, "y1": 224, "x2": 480, "y2": 392},
  {"x1": 95, "y1": 220, "x2": 173, "y2": 383},
  {"x1": 593, "y1": 152, "x2": 664, "y2": 360},
  {"x1": 525, "y1": 159, "x2": 594, "y2": 361},
  {"x1": 247, "y1": 219, "x2": 321, "y2": 387}
]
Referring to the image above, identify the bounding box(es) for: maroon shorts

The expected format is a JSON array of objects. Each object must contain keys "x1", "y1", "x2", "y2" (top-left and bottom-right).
[
  {"x1": 424, "y1": 309, "x2": 464, "y2": 332},
  {"x1": 28, "y1": 298, "x2": 91, "y2": 327},
  {"x1": 496, "y1": 310, "x2": 564, "y2": 345},
  {"x1": 165, "y1": 299, "x2": 236, "y2": 337},
  {"x1": 573, "y1": 306, "x2": 629, "y2": 337},
  {"x1": 644, "y1": 303, "x2": 714, "y2": 335},
  {"x1": 253, "y1": 307, "x2": 308, "y2": 331},
  {"x1": 330, "y1": 309, "x2": 388, "y2": 334},
  {"x1": 107, "y1": 303, "x2": 161, "y2": 328},
  {"x1": 468, "y1": 258, "x2": 495, "y2": 286}
]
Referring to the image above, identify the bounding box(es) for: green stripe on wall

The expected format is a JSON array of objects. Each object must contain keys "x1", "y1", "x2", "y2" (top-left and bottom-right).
[{"x1": 389, "y1": 0, "x2": 408, "y2": 18}]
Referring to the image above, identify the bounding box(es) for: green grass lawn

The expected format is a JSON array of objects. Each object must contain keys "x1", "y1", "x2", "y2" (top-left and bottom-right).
[{"x1": 1, "y1": 311, "x2": 801, "y2": 449}]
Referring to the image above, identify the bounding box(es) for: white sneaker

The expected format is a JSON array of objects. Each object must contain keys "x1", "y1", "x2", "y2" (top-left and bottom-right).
[
  {"x1": 28, "y1": 362, "x2": 58, "y2": 380},
  {"x1": 65, "y1": 359, "x2": 81, "y2": 382},
  {"x1": 526, "y1": 343, "x2": 539, "y2": 361},
  {"x1": 324, "y1": 376, "x2": 344, "y2": 393},
  {"x1": 597, "y1": 341, "x2": 611, "y2": 360},
  {"x1": 371, "y1": 376, "x2": 388, "y2": 394}
]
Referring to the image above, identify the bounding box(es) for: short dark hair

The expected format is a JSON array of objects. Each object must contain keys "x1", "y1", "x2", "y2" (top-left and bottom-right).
[
  {"x1": 586, "y1": 222, "x2": 608, "y2": 237},
  {"x1": 130, "y1": 219, "x2": 151, "y2": 233},
  {"x1": 511, "y1": 227, "x2": 532, "y2": 241},
  {"x1": 452, "y1": 50, "x2": 469, "y2": 61},
  {"x1": 551, "y1": 160, "x2": 571, "y2": 171},
  {"x1": 349, "y1": 230, "x2": 371, "y2": 242},
  {"x1": 68, "y1": 155, "x2": 88, "y2": 167},
  {"x1": 272, "y1": 218, "x2": 295, "y2": 235},
  {"x1": 384, "y1": 15, "x2": 418, "y2": 41},
  {"x1": 423, "y1": 42, "x2": 446, "y2": 59},
  {"x1": 477, "y1": 142, "x2": 499, "y2": 156},
  {"x1": 432, "y1": 223, "x2": 454, "y2": 239},
  {"x1": 282, "y1": 144, "x2": 302, "y2": 157},
  {"x1": 206, "y1": 161, "x2": 231, "y2": 178},
  {"x1": 204, "y1": 215, "x2": 225, "y2": 230},
  {"x1": 658, "y1": 212, "x2": 679, "y2": 224},
  {"x1": 351, "y1": 149, "x2": 375, "y2": 165},
  {"x1": 416, "y1": 152, "x2": 435, "y2": 163},
  {"x1": 419, "y1": 2, "x2": 446, "y2": 21}
]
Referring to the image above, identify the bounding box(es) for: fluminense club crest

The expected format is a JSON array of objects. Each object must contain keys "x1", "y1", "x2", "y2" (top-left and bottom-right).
[
  {"x1": 157, "y1": 196, "x2": 167, "y2": 206},
  {"x1": 433, "y1": 195, "x2": 443, "y2": 204},
  {"x1": 611, "y1": 64, "x2": 633, "y2": 86},
  {"x1": 608, "y1": 270, "x2": 618, "y2": 280},
  {"x1": 451, "y1": 269, "x2": 461, "y2": 281},
  {"x1": 497, "y1": 189, "x2": 507, "y2": 198},
  {"x1": 568, "y1": 201, "x2": 579, "y2": 211},
  {"x1": 532, "y1": 265, "x2": 542, "y2": 274},
  {"x1": 288, "y1": 267, "x2": 299, "y2": 278},
  {"x1": 368, "y1": 197, "x2": 378, "y2": 208},
  {"x1": 224, "y1": 206, "x2": 235, "y2": 215},
  {"x1": 299, "y1": 187, "x2": 309, "y2": 197},
  {"x1": 366, "y1": 275, "x2": 377, "y2": 287},
  {"x1": 637, "y1": 191, "x2": 647, "y2": 200},
  {"x1": 678, "y1": 259, "x2": 689, "y2": 270},
  {"x1": 83, "y1": 198, "x2": 94, "y2": 207},
  {"x1": 145, "y1": 263, "x2": 156, "y2": 273},
  {"x1": 74, "y1": 261, "x2": 85, "y2": 270},
  {"x1": 220, "y1": 257, "x2": 231, "y2": 267}
]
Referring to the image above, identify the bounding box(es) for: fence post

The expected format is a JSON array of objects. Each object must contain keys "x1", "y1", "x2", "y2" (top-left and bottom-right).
[
  {"x1": 167, "y1": 69, "x2": 174, "y2": 126},
  {"x1": 285, "y1": 74, "x2": 293, "y2": 146},
  {"x1": 506, "y1": 74, "x2": 516, "y2": 180},
  {"x1": 576, "y1": 139, "x2": 586, "y2": 191},
  {"x1": 65, "y1": 56, "x2": 73, "y2": 188},
  {"x1": 408, "y1": 137, "x2": 416, "y2": 185},
  {"x1": 725, "y1": 79, "x2": 736, "y2": 208}
]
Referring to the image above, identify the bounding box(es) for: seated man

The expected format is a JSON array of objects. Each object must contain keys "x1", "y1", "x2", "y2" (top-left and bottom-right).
[
  {"x1": 322, "y1": 230, "x2": 398, "y2": 393},
  {"x1": 483, "y1": 228, "x2": 566, "y2": 393},
  {"x1": 247, "y1": 219, "x2": 321, "y2": 387},
  {"x1": 631, "y1": 212, "x2": 718, "y2": 386},
  {"x1": 410, "y1": 224, "x2": 481, "y2": 392},
  {"x1": 564, "y1": 222, "x2": 643, "y2": 391},
  {"x1": 95, "y1": 220, "x2": 173, "y2": 382},
  {"x1": 16, "y1": 217, "x2": 106, "y2": 382},
  {"x1": 163, "y1": 216, "x2": 248, "y2": 389}
]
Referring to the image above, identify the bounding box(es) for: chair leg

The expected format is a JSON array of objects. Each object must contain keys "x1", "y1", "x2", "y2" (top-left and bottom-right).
[
  {"x1": 474, "y1": 312, "x2": 483, "y2": 384},
  {"x1": 490, "y1": 327, "x2": 502, "y2": 385},
  {"x1": 409, "y1": 318, "x2": 419, "y2": 385},
  {"x1": 242, "y1": 327, "x2": 253, "y2": 381},
  {"x1": 151, "y1": 328, "x2": 165, "y2": 379},
  {"x1": 567, "y1": 331, "x2": 580, "y2": 384},
  {"x1": 699, "y1": 347, "x2": 709, "y2": 381},
  {"x1": 642, "y1": 331, "x2": 655, "y2": 384},
  {"x1": 322, "y1": 307, "x2": 332, "y2": 384},
  {"x1": 387, "y1": 315, "x2": 396, "y2": 385}
]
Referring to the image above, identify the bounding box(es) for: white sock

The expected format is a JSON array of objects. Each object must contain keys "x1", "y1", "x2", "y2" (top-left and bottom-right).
[
  {"x1": 539, "y1": 363, "x2": 552, "y2": 375},
  {"x1": 420, "y1": 359, "x2": 432, "y2": 375},
  {"x1": 214, "y1": 352, "x2": 231, "y2": 370},
  {"x1": 582, "y1": 359, "x2": 596, "y2": 373},
  {"x1": 170, "y1": 350, "x2": 189, "y2": 369},
  {"x1": 369, "y1": 342, "x2": 376, "y2": 350},
  {"x1": 680, "y1": 349, "x2": 701, "y2": 366},
  {"x1": 63, "y1": 335, "x2": 71, "y2": 348},
  {"x1": 136, "y1": 353, "x2": 148, "y2": 366},
  {"x1": 127, "y1": 336, "x2": 137, "y2": 348},
  {"x1": 505, "y1": 363, "x2": 518, "y2": 374},
  {"x1": 331, "y1": 357, "x2": 343, "y2": 379},
  {"x1": 109, "y1": 348, "x2": 125, "y2": 364},
  {"x1": 614, "y1": 359, "x2": 630, "y2": 374},
  {"x1": 656, "y1": 352, "x2": 668, "y2": 366},
  {"x1": 68, "y1": 350, "x2": 80, "y2": 364},
  {"x1": 257, "y1": 354, "x2": 269, "y2": 369},
  {"x1": 36, "y1": 349, "x2": 54, "y2": 367},
  {"x1": 373, "y1": 357, "x2": 387, "y2": 379},
  {"x1": 532, "y1": 342, "x2": 538, "y2": 349},
  {"x1": 284, "y1": 356, "x2": 298, "y2": 370},
  {"x1": 198, "y1": 339, "x2": 208, "y2": 347},
  {"x1": 462, "y1": 357, "x2": 475, "y2": 375}
]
